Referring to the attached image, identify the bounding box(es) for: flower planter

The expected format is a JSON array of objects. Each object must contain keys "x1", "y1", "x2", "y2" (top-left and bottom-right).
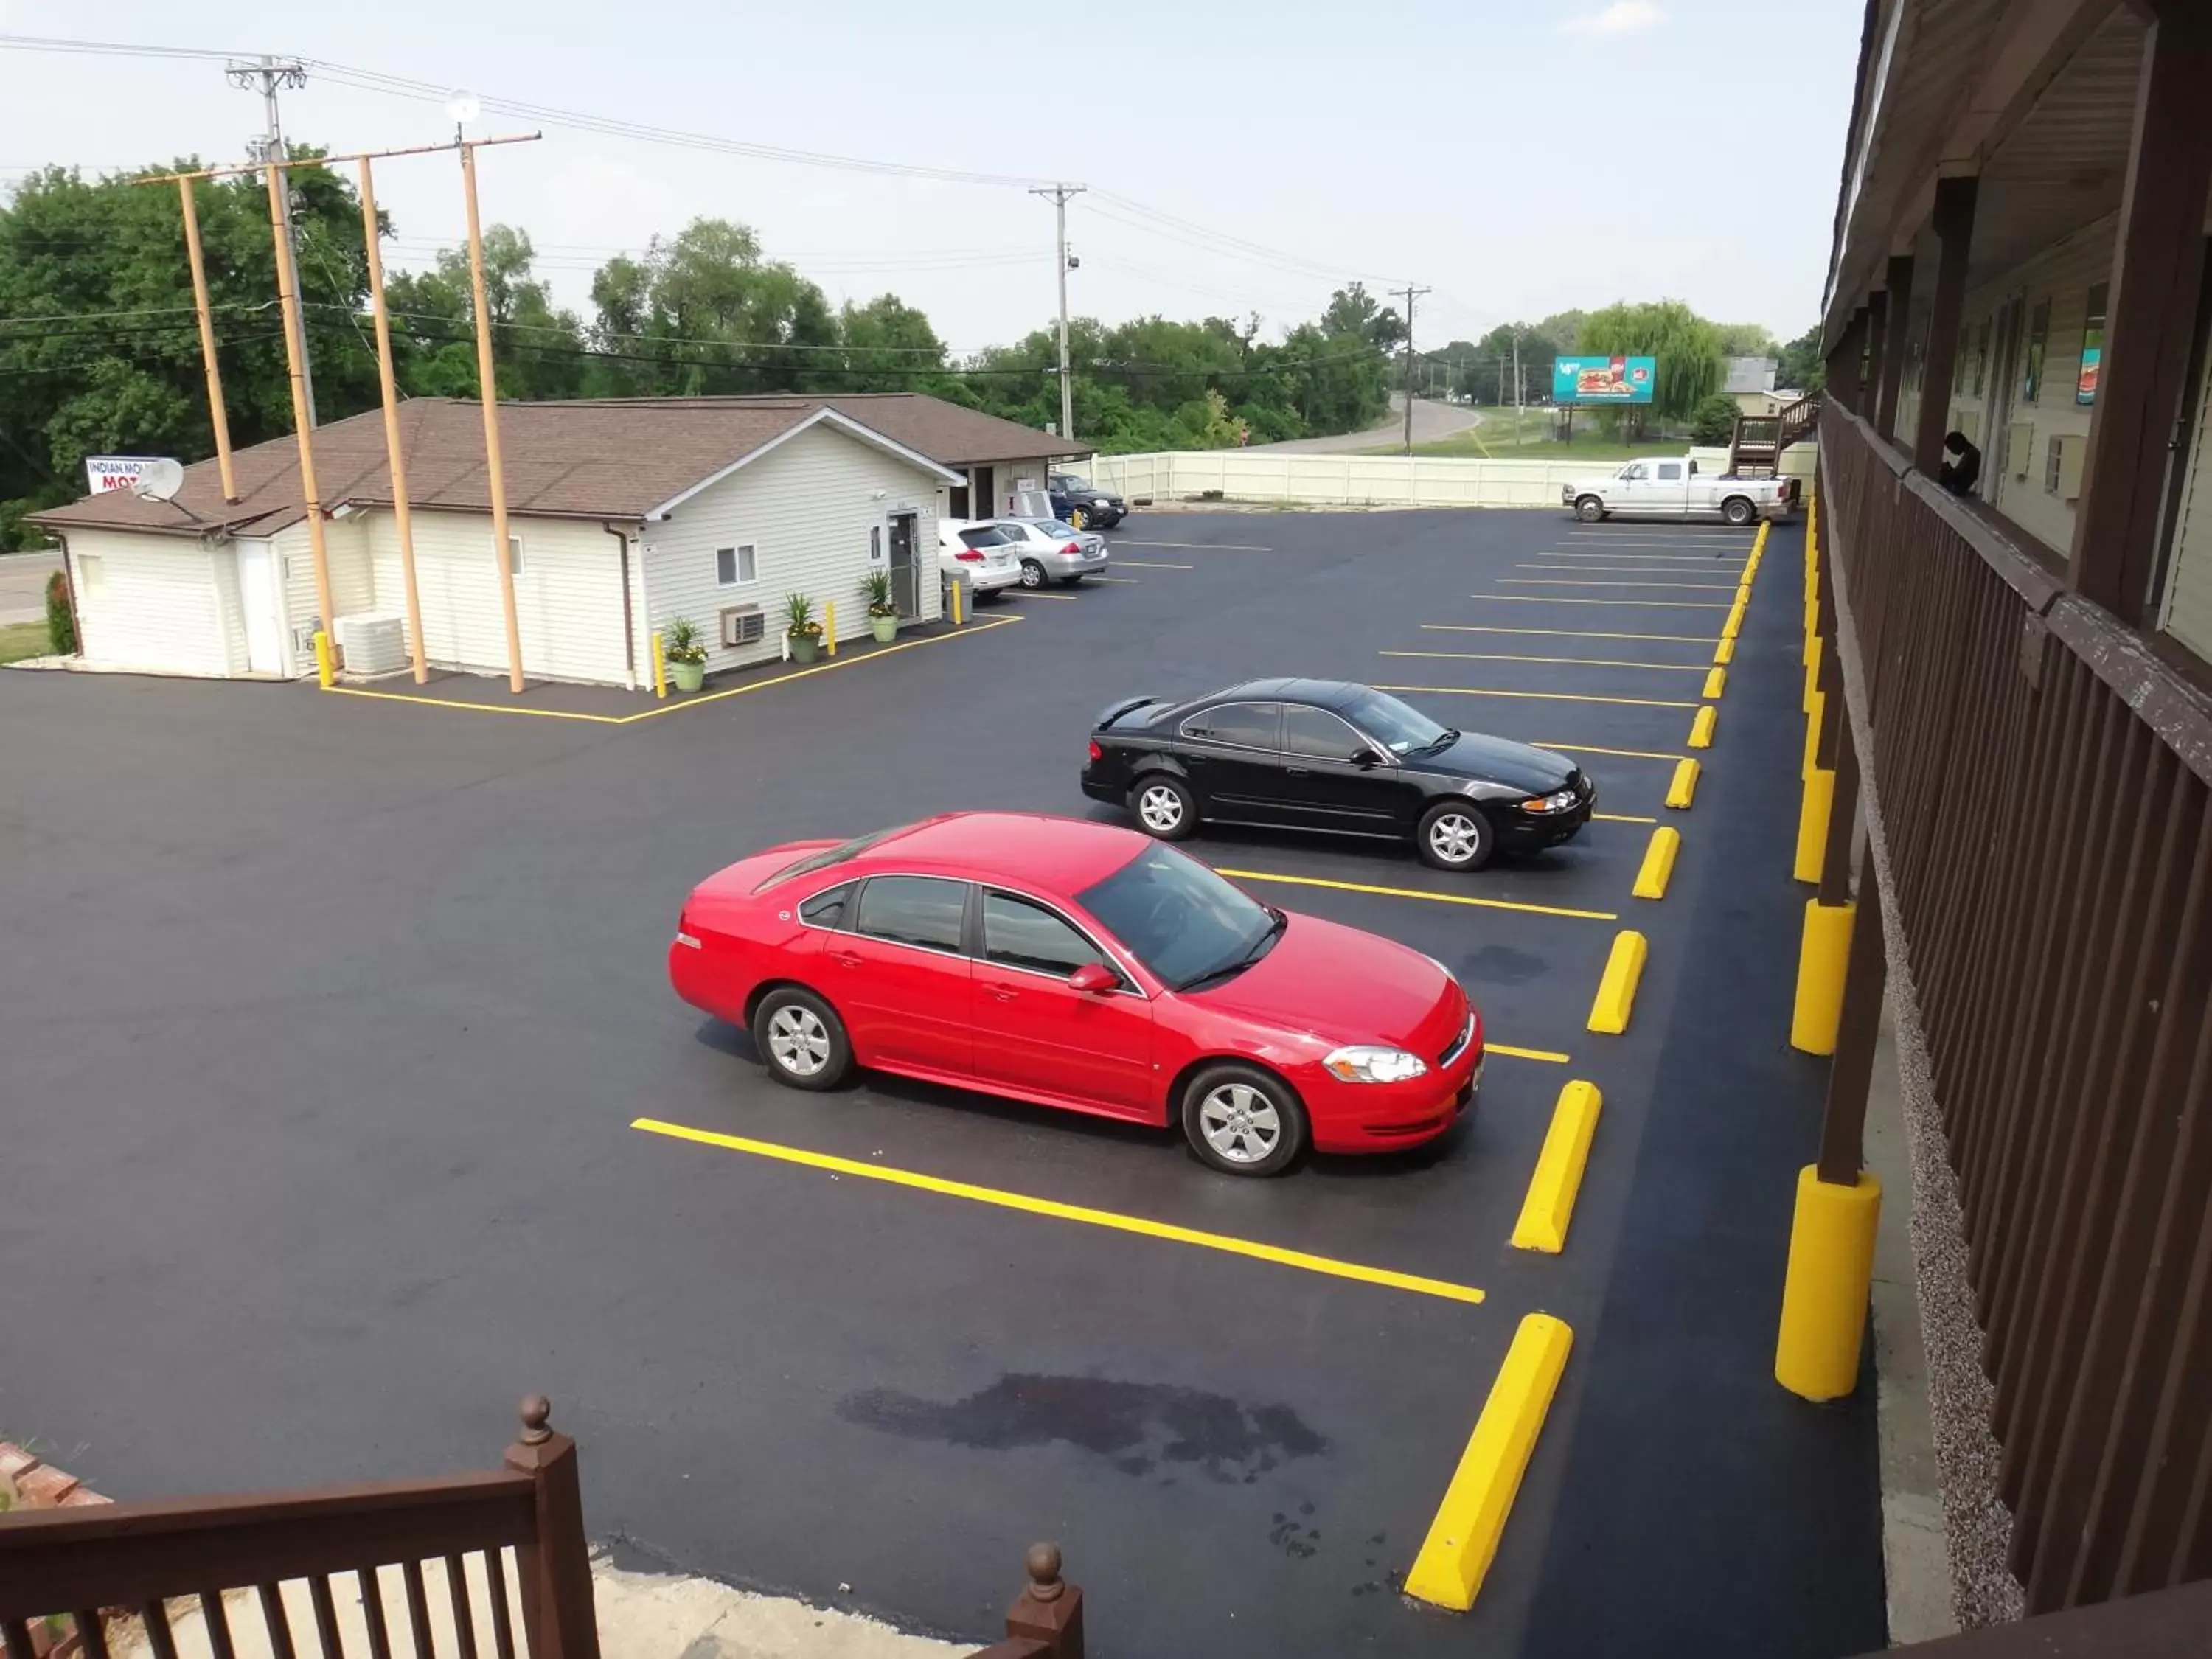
[
  {"x1": 789, "y1": 633, "x2": 819, "y2": 664},
  {"x1": 870, "y1": 613, "x2": 898, "y2": 644},
  {"x1": 671, "y1": 659, "x2": 705, "y2": 692}
]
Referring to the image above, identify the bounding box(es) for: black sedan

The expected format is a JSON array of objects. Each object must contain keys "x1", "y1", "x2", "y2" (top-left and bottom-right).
[{"x1": 1081, "y1": 678, "x2": 1594, "y2": 872}]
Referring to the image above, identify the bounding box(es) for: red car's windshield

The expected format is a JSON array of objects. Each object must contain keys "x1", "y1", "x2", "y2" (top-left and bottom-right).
[{"x1": 1077, "y1": 844, "x2": 1279, "y2": 990}]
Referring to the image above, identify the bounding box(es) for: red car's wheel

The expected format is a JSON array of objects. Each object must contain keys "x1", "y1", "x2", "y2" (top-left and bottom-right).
[
  {"x1": 1180, "y1": 1062, "x2": 1308, "y2": 1177},
  {"x1": 751, "y1": 986, "x2": 852, "y2": 1091}
]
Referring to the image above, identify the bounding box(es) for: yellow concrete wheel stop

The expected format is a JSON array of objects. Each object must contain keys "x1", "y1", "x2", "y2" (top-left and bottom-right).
[
  {"x1": 1688, "y1": 705, "x2": 1717, "y2": 748},
  {"x1": 1405, "y1": 1313, "x2": 1574, "y2": 1610},
  {"x1": 1703, "y1": 667, "x2": 1727, "y2": 700},
  {"x1": 1587, "y1": 929, "x2": 1648, "y2": 1034},
  {"x1": 1775, "y1": 1166, "x2": 1882, "y2": 1401},
  {"x1": 1512, "y1": 1082, "x2": 1603, "y2": 1253},
  {"x1": 1666, "y1": 757, "x2": 1700, "y2": 809},
  {"x1": 1712, "y1": 636, "x2": 1736, "y2": 667},
  {"x1": 1790, "y1": 900, "x2": 1854, "y2": 1054},
  {"x1": 1632, "y1": 827, "x2": 1680, "y2": 899},
  {"x1": 1794, "y1": 767, "x2": 1834, "y2": 884}
]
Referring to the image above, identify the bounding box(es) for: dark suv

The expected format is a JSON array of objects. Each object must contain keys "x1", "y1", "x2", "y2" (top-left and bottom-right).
[{"x1": 1048, "y1": 472, "x2": 1128, "y2": 529}]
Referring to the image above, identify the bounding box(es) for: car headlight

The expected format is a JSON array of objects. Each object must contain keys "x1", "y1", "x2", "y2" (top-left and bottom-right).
[
  {"x1": 1094, "y1": 498, "x2": 1112, "y2": 508},
  {"x1": 1519, "y1": 788, "x2": 1579, "y2": 814},
  {"x1": 1322, "y1": 1046, "x2": 1429, "y2": 1084}
]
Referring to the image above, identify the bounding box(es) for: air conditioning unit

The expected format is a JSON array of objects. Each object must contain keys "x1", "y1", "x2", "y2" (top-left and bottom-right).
[
  {"x1": 334, "y1": 612, "x2": 409, "y2": 677},
  {"x1": 720, "y1": 605, "x2": 765, "y2": 648}
]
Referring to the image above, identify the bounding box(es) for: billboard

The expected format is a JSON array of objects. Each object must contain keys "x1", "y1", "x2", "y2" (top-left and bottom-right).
[
  {"x1": 85, "y1": 456, "x2": 170, "y2": 493},
  {"x1": 1553, "y1": 355, "x2": 1656, "y2": 405}
]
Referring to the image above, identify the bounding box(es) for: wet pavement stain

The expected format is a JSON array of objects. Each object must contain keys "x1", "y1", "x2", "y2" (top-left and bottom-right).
[
  {"x1": 837, "y1": 1373, "x2": 1327, "y2": 1483},
  {"x1": 1452, "y1": 943, "x2": 1549, "y2": 986}
]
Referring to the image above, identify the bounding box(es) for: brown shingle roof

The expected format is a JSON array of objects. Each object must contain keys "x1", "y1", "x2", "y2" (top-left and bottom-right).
[
  {"x1": 29, "y1": 395, "x2": 986, "y2": 538},
  {"x1": 561, "y1": 393, "x2": 1086, "y2": 470}
]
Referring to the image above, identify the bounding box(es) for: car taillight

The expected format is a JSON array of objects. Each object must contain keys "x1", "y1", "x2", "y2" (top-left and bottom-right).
[
  {"x1": 1063, "y1": 542, "x2": 1082, "y2": 556},
  {"x1": 956, "y1": 549, "x2": 984, "y2": 562},
  {"x1": 1088, "y1": 738, "x2": 1103, "y2": 764}
]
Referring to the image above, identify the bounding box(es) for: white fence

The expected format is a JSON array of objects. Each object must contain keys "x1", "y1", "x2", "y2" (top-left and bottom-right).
[{"x1": 1085, "y1": 444, "x2": 1817, "y2": 509}]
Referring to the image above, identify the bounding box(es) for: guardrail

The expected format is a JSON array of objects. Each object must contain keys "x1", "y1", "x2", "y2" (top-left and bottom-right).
[{"x1": 1821, "y1": 402, "x2": 2212, "y2": 1616}]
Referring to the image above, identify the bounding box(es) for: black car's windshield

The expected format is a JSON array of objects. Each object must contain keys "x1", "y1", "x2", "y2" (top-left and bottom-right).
[
  {"x1": 758, "y1": 825, "x2": 904, "y2": 889},
  {"x1": 1339, "y1": 688, "x2": 1454, "y2": 757},
  {"x1": 1078, "y1": 844, "x2": 1281, "y2": 990}
]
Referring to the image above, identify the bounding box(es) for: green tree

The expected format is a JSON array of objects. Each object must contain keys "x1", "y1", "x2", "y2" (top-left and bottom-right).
[
  {"x1": 1777, "y1": 324, "x2": 1826, "y2": 394},
  {"x1": 1714, "y1": 322, "x2": 1779, "y2": 358},
  {"x1": 383, "y1": 225, "x2": 586, "y2": 400},
  {"x1": 837, "y1": 294, "x2": 945, "y2": 392},
  {"x1": 1577, "y1": 299, "x2": 1725, "y2": 434}
]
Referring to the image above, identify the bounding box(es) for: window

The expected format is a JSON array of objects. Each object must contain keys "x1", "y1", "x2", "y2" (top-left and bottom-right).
[
  {"x1": 76, "y1": 553, "x2": 105, "y2": 600},
  {"x1": 1656, "y1": 462, "x2": 1683, "y2": 481},
  {"x1": 854, "y1": 875, "x2": 967, "y2": 953},
  {"x1": 2045, "y1": 436, "x2": 2065, "y2": 494},
  {"x1": 1077, "y1": 844, "x2": 1276, "y2": 992},
  {"x1": 715, "y1": 545, "x2": 757, "y2": 586},
  {"x1": 758, "y1": 824, "x2": 908, "y2": 889},
  {"x1": 799, "y1": 882, "x2": 853, "y2": 929},
  {"x1": 2023, "y1": 301, "x2": 2051, "y2": 403},
  {"x1": 505, "y1": 534, "x2": 524, "y2": 577},
  {"x1": 1180, "y1": 700, "x2": 1281, "y2": 750},
  {"x1": 870, "y1": 526, "x2": 883, "y2": 563},
  {"x1": 1284, "y1": 705, "x2": 1366, "y2": 760},
  {"x1": 1621, "y1": 463, "x2": 1647, "y2": 480},
  {"x1": 957, "y1": 526, "x2": 1009, "y2": 549},
  {"x1": 2077, "y1": 283, "x2": 2107, "y2": 406},
  {"x1": 982, "y1": 892, "x2": 1112, "y2": 978},
  {"x1": 1338, "y1": 687, "x2": 1450, "y2": 756},
  {"x1": 1972, "y1": 321, "x2": 1990, "y2": 396}
]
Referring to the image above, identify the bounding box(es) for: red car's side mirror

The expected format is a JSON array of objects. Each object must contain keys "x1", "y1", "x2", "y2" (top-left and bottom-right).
[{"x1": 1068, "y1": 963, "x2": 1118, "y2": 993}]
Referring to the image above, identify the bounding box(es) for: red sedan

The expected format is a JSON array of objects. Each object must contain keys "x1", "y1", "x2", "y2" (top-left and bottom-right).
[{"x1": 668, "y1": 813, "x2": 1482, "y2": 1175}]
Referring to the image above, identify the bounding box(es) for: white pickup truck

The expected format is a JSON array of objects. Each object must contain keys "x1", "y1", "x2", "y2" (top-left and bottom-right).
[{"x1": 1562, "y1": 456, "x2": 1796, "y2": 526}]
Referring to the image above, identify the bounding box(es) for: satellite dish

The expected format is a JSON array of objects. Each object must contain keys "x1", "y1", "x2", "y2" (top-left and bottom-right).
[
  {"x1": 445, "y1": 90, "x2": 481, "y2": 126},
  {"x1": 132, "y1": 458, "x2": 187, "y2": 501}
]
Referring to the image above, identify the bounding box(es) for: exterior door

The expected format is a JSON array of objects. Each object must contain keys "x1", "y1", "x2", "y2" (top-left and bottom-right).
[
  {"x1": 1646, "y1": 458, "x2": 1692, "y2": 515},
  {"x1": 887, "y1": 512, "x2": 919, "y2": 616},
  {"x1": 1279, "y1": 704, "x2": 1416, "y2": 832},
  {"x1": 1983, "y1": 296, "x2": 2024, "y2": 509},
  {"x1": 824, "y1": 876, "x2": 973, "y2": 1073},
  {"x1": 1175, "y1": 700, "x2": 1288, "y2": 822},
  {"x1": 1613, "y1": 461, "x2": 1654, "y2": 512},
  {"x1": 970, "y1": 891, "x2": 1154, "y2": 1114},
  {"x1": 234, "y1": 543, "x2": 284, "y2": 674}
]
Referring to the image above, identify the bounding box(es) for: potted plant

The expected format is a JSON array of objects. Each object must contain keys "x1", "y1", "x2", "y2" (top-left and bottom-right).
[
  {"x1": 664, "y1": 616, "x2": 708, "y2": 692},
  {"x1": 862, "y1": 569, "x2": 900, "y2": 644},
  {"x1": 784, "y1": 592, "x2": 824, "y2": 664}
]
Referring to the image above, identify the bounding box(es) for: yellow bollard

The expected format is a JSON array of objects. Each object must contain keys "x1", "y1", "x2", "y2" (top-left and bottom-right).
[
  {"x1": 951, "y1": 578, "x2": 964, "y2": 626},
  {"x1": 313, "y1": 629, "x2": 334, "y2": 689},
  {"x1": 651, "y1": 630, "x2": 667, "y2": 699},
  {"x1": 1803, "y1": 691, "x2": 1824, "y2": 781},
  {"x1": 1790, "y1": 900, "x2": 1854, "y2": 1053},
  {"x1": 1775, "y1": 1166, "x2": 1882, "y2": 1401},
  {"x1": 1803, "y1": 635, "x2": 1822, "y2": 714},
  {"x1": 825, "y1": 599, "x2": 838, "y2": 658},
  {"x1": 1794, "y1": 766, "x2": 1834, "y2": 884}
]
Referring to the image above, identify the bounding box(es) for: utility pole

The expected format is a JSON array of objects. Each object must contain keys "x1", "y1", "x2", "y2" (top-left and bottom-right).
[
  {"x1": 1030, "y1": 183, "x2": 1085, "y2": 445},
  {"x1": 1513, "y1": 327, "x2": 1523, "y2": 431},
  {"x1": 229, "y1": 55, "x2": 316, "y2": 425},
  {"x1": 1396, "y1": 283, "x2": 1430, "y2": 455}
]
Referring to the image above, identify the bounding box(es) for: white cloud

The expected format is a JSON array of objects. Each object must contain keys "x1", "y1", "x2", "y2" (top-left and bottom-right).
[{"x1": 1561, "y1": 1, "x2": 1665, "y2": 37}]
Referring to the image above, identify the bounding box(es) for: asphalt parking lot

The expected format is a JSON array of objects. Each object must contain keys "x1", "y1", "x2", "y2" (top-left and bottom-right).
[{"x1": 0, "y1": 508, "x2": 1883, "y2": 1656}]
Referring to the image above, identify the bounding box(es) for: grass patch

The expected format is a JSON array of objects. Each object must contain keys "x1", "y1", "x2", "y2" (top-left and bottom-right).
[
  {"x1": 1371, "y1": 406, "x2": 1693, "y2": 462},
  {"x1": 0, "y1": 621, "x2": 50, "y2": 664}
]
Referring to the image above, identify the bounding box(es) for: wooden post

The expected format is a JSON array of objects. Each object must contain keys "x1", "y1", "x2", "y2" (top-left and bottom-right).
[
  {"x1": 265, "y1": 161, "x2": 338, "y2": 667},
  {"x1": 460, "y1": 141, "x2": 526, "y2": 695},
  {"x1": 1913, "y1": 176, "x2": 1980, "y2": 476},
  {"x1": 1862, "y1": 291, "x2": 1888, "y2": 433},
  {"x1": 358, "y1": 157, "x2": 429, "y2": 685},
  {"x1": 503, "y1": 1397, "x2": 600, "y2": 1659},
  {"x1": 177, "y1": 177, "x2": 238, "y2": 504},
  {"x1": 1002, "y1": 1545, "x2": 1083, "y2": 1658},
  {"x1": 1816, "y1": 840, "x2": 1887, "y2": 1184},
  {"x1": 1874, "y1": 254, "x2": 1916, "y2": 440},
  {"x1": 1827, "y1": 308, "x2": 1867, "y2": 413},
  {"x1": 2067, "y1": 6, "x2": 2212, "y2": 624}
]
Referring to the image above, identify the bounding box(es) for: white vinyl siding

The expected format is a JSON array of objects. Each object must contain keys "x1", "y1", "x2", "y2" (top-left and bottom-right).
[
  {"x1": 365, "y1": 510, "x2": 629, "y2": 685},
  {"x1": 640, "y1": 421, "x2": 947, "y2": 674},
  {"x1": 2157, "y1": 338, "x2": 2212, "y2": 662},
  {"x1": 62, "y1": 528, "x2": 230, "y2": 676},
  {"x1": 266, "y1": 517, "x2": 376, "y2": 675}
]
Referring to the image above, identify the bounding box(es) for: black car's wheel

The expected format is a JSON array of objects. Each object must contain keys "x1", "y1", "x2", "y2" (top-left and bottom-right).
[
  {"x1": 1020, "y1": 558, "x2": 1048, "y2": 588},
  {"x1": 1130, "y1": 773, "x2": 1197, "y2": 841},
  {"x1": 1416, "y1": 801, "x2": 1497, "y2": 872},
  {"x1": 751, "y1": 986, "x2": 852, "y2": 1091},
  {"x1": 1574, "y1": 494, "x2": 1606, "y2": 522},
  {"x1": 1722, "y1": 495, "x2": 1756, "y2": 526},
  {"x1": 1181, "y1": 1062, "x2": 1308, "y2": 1177}
]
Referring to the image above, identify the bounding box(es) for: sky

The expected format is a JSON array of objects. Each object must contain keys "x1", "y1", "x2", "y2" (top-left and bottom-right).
[{"x1": 1, "y1": 1, "x2": 1863, "y2": 356}]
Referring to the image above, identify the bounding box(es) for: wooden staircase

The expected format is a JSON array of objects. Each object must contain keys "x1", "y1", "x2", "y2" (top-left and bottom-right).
[{"x1": 1726, "y1": 392, "x2": 1821, "y2": 478}]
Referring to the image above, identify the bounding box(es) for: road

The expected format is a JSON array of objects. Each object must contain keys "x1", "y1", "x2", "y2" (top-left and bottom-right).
[
  {"x1": 1248, "y1": 394, "x2": 1481, "y2": 453},
  {"x1": 0, "y1": 550, "x2": 63, "y2": 626}
]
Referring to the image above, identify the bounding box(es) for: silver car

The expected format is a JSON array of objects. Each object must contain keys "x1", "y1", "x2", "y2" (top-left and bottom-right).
[{"x1": 994, "y1": 518, "x2": 1110, "y2": 588}]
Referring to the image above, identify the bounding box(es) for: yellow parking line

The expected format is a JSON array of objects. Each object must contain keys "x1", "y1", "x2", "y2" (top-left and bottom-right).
[
  {"x1": 1380, "y1": 650, "x2": 1708, "y2": 673},
  {"x1": 1500, "y1": 578, "x2": 1742, "y2": 591},
  {"x1": 322, "y1": 686, "x2": 624, "y2": 724},
  {"x1": 1111, "y1": 560, "x2": 1194, "y2": 568},
  {"x1": 1537, "y1": 742, "x2": 1688, "y2": 762},
  {"x1": 1423, "y1": 624, "x2": 1720, "y2": 645},
  {"x1": 1470, "y1": 595, "x2": 1734, "y2": 610},
  {"x1": 1375, "y1": 684, "x2": 1700, "y2": 710},
  {"x1": 1489, "y1": 1043, "x2": 1572, "y2": 1065},
  {"x1": 1215, "y1": 866, "x2": 1617, "y2": 921},
  {"x1": 630, "y1": 1119, "x2": 1487, "y2": 1304}
]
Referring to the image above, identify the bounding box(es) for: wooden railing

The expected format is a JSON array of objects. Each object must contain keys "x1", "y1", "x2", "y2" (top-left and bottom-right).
[
  {"x1": 1778, "y1": 392, "x2": 1821, "y2": 450},
  {"x1": 1820, "y1": 403, "x2": 2212, "y2": 1616}
]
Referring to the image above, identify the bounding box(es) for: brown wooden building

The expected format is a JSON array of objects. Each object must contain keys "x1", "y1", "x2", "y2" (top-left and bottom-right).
[{"x1": 1809, "y1": 0, "x2": 2212, "y2": 1631}]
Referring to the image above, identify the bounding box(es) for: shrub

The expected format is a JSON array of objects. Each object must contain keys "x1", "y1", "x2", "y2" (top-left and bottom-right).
[
  {"x1": 45, "y1": 568, "x2": 75, "y2": 655},
  {"x1": 1691, "y1": 394, "x2": 1741, "y2": 447}
]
